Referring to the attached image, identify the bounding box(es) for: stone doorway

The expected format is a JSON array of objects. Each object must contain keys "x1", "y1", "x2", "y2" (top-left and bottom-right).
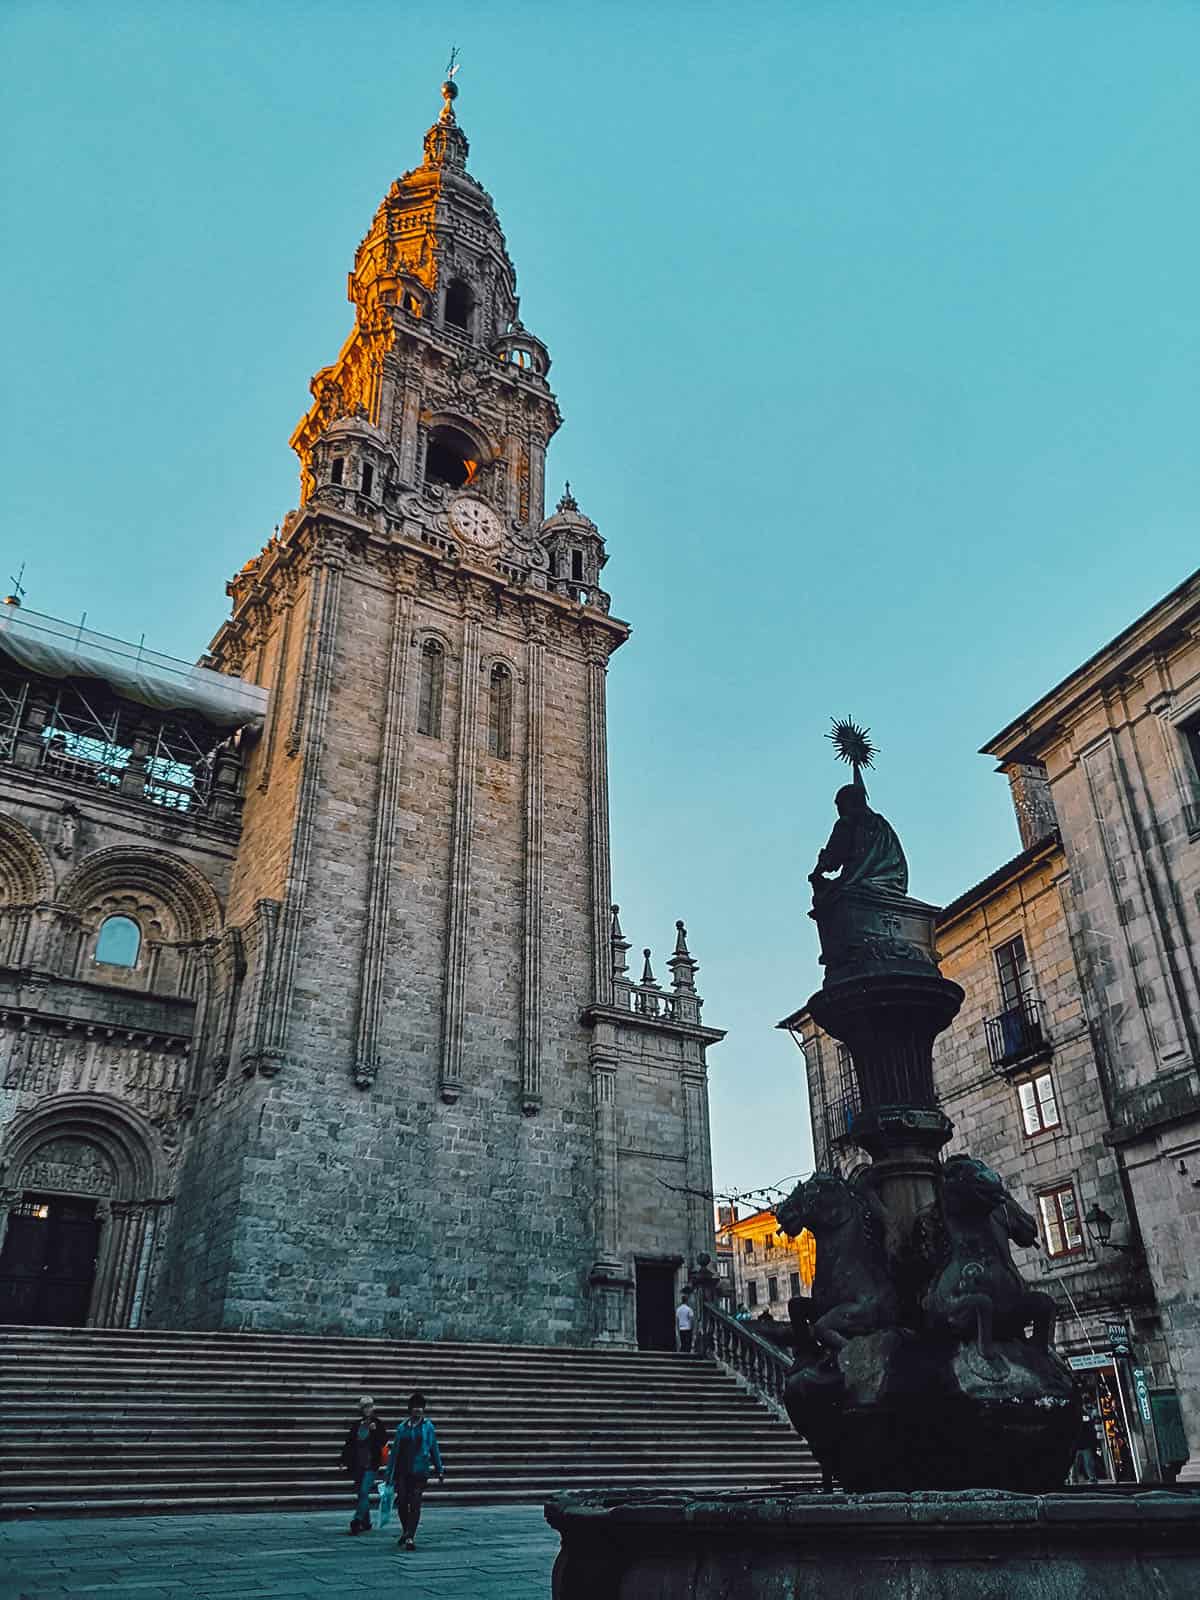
[
  {"x1": 0, "y1": 1192, "x2": 100, "y2": 1324},
  {"x1": 0, "y1": 1096, "x2": 170, "y2": 1328},
  {"x1": 635, "y1": 1258, "x2": 679, "y2": 1352}
]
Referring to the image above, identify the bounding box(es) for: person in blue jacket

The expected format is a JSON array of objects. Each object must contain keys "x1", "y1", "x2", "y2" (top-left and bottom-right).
[{"x1": 387, "y1": 1390, "x2": 445, "y2": 1551}]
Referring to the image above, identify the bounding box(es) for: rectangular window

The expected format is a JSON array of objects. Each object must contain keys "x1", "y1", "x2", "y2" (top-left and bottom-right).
[
  {"x1": 743, "y1": 1238, "x2": 754, "y2": 1258},
  {"x1": 747, "y1": 1281, "x2": 758, "y2": 1308},
  {"x1": 836, "y1": 1041, "x2": 855, "y2": 1099},
  {"x1": 1038, "y1": 1183, "x2": 1085, "y2": 1258},
  {"x1": 571, "y1": 550, "x2": 584, "y2": 581},
  {"x1": 995, "y1": 934, "x2": 1031, "y2": 1012},
  {"x1": 764, "y1": 1234, "x2": 774, "y2": 1252},
  {"x1": 360, "y1": 462, "x2": 374, "y2": 496},
  {"x1": 331, "y1": 457, "x2": 344, "y2": 485},
  {"x1": 1183, "y1": 724, "x2": 1200, "y2": 832},
  {"x1": 767, "y1": 1276, "x2": 779, "y2": 1303},
  {"x1": 1019, "y1": 1070, "x2": 1061, "y2": 1137},
  {"x1": 789, "y1": 1271, "x2": 801, "y2": 1297},
  {"x1": 1184, "y1": 722, "x2": 1200, "y2": 782}
]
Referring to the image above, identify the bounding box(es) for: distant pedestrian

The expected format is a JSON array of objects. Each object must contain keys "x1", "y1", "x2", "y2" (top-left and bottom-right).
[
  {"x1": 675, "y1": 1289, "x2": 695, "y2": 1354},
  {"x1": 339, "y1": 1395, "x2": 389, "y2": 1534},
  {"x1": 387, "y1": 1390, "x2": 445, "y2": 1551},
  {"x1": 1072, "y1": 1400, "x2": 1101, "y2": 1484}
]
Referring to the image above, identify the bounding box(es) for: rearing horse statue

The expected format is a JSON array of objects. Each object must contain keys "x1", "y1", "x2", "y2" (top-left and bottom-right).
[
  {"x1": 776, "y1": 1172, "x2": 898, "y2": 1354},
  {"x1": 922, "y1": 1155, "x2": 1056, "y2": 1362}
]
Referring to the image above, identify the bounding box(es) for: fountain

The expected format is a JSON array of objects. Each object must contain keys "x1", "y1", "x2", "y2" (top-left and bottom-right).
[{"x1": 546, "y1": 722, "x2": 1200, "y2": 1597}]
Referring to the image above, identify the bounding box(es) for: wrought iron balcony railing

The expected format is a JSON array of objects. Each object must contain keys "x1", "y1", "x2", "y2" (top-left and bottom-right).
[
  {"x1": 825, "y1": 1088, "x2": 861, "y2": 1150},
  {"x1": 985, "y1": 992, "x2": 1049, "y2": 1072}
]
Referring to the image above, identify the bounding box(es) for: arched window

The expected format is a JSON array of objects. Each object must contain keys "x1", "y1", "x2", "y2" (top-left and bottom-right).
[
  {"x1": 444, "y1": 279, "x2": 474, "y2": 332},
  {"x1": 425, "y1": 425, "x2": 479, "y2": 490},
  {"x1": 488, "y1": 663, "x2": 513, "y2": 761},
  {"x1": 417, "y1": 640, "x2": 445, "y2": 739},
  {"x1": 94, "y1": 915, "x2": 141, "y2": 968}
]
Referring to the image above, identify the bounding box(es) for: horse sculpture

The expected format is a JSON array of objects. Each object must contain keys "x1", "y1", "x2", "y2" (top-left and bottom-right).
[
  {"x1": 775, "y1": 1171, "x2": 898, "y2": 1353},
  {"x1": 922, "y1": 1154, "x2": 1056, "y2": 1361}
]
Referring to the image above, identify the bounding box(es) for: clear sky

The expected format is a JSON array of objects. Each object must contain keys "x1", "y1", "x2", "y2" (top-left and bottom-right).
[{"x1": 3, "y1": 3, "x2": 1198, "y2": 1203}]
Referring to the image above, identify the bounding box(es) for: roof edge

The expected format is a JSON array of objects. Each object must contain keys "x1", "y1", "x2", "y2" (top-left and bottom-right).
[{"x1": 980, "y1": 565, "x2": 1200, "y2": 762}]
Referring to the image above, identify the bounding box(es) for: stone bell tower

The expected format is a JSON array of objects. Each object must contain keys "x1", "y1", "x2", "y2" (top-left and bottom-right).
[{"x1": 154, "y1": 78, "x2": 724, "y2": 1346}]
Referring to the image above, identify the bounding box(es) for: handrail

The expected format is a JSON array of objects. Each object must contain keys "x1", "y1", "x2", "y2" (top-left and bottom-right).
[{"x1": 697, "y1": 1299, "x2": 793, "y2": 1411}]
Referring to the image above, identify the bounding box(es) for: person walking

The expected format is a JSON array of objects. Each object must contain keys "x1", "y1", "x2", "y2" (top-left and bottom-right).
[
  {"x1": 387, "y1": 1390, "x2": 445, "y2": 1551},
  {"x1": 1072, "y1": 1397, "x2": 1102, "y2": 1484},
  {"x1": 339, "y1": 1395, "x2": 389, "y2": 1534},
  {"x1": 675, "y1": 1289, "x2": 695, "y2": 1354}
]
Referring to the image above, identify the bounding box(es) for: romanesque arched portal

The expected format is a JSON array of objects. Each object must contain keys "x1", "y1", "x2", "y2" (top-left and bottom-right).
[{"x1": 0, "y1": 1095, "x2": 170, "y2": 1327}]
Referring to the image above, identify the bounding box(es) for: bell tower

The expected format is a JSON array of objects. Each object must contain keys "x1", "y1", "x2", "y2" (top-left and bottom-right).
[
  {"x1": 157, "y1": 78, "x2": 723, "y2": 1348},
  {"x1": 291, "y1": 74, "x2": 559, "y2": 553}
]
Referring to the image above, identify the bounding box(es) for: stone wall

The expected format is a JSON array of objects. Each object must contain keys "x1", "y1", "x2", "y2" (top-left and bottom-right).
[
  {"x1": 153, "y1": 517, "x2": 717, "y2": 1345},
  {"x1": 983, "y1": 573, "x2": 1200, "y2": 1474}
]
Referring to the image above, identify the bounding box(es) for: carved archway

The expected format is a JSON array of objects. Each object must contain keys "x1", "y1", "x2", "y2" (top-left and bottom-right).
[
  {"x1": 57, "y1": 848, "x2": 222, "y2": 943},
  {"x1": 53, "y1": 846, "x2": 223, "y2": 992},
  {"x1": 0, "y1": 812, "x2": 54, "y2": 906},
  {"x1": 0, "y1": 1095, "x2": 172, "y2": 1327},
  {"x1": 0, "y1": 813, "x2": 55, "y2": 968}
]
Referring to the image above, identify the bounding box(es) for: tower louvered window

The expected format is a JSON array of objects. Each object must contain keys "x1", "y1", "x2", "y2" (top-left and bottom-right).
[
  {"x1": 488, "y1": 663, "x2": 512, "y2": 760},
  {"x1": 417, "y1": 639, "x2": 444, "y2": 738}
]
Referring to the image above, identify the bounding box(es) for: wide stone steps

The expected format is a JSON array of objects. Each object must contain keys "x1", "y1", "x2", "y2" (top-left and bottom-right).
[{"x1": 0, "y1": 1325, "x2": 817, "y2": 1516}]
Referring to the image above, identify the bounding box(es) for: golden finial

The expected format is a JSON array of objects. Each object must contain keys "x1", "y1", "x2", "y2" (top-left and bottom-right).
[{"x1": 440, "y1": 46, "x2": 460, "y2": 123}]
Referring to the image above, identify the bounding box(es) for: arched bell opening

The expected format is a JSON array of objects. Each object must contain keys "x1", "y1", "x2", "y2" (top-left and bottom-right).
[
  {"x1": 425, "y1": 424, "x2": 480, "y2": 490},
  {"x1": 443, "y1": 278, "x2": 474, "y2": 334}
]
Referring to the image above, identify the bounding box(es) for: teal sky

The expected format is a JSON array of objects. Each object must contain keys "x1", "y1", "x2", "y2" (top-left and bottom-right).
[{"x1": 3, "y1": 3, "x2": 1198, "y2": 1204}]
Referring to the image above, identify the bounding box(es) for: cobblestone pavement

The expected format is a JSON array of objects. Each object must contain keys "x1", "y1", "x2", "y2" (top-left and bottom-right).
[{"x1": 1, "y1": 1504, "x2": 560, "y2": 1599}]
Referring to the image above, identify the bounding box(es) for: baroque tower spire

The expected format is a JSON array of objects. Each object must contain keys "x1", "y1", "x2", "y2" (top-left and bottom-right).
[{"x1": 288, "y1": 69, "x2": 559, "y2": 547}]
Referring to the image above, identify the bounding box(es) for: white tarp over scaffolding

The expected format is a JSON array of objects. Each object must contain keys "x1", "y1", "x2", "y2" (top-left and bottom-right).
[{"x1": 0, "y1": 606, "x2": 269, "y2": 731}]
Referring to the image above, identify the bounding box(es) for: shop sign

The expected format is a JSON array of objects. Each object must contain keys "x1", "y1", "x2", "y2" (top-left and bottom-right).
[
  {"x1": 1105, "y1": 1321, "x2": 1131, "y2": 1357},
  {"x1": 1131, "y1": 1368, "x2": 1153, "y2": 1425},
  {"x1": 1068, "y1": 1353, "x2": 1114, "y2": 1372}
]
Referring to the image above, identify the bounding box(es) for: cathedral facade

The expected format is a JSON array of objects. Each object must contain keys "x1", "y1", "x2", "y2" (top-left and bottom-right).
[{"x1": 0, "y1": 83, "x2": 722, "y2": 1347}]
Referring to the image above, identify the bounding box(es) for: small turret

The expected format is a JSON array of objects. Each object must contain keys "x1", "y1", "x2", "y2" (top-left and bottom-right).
[
  {"x1": 308, "y1": 408, "x2": 395, "y2": 510},
  {"x1": 492, "y1": 319, "x2": 551, "y2": 378},
  {"x1": 539, "y1": 485, "x2": 610, "y2": 609}
]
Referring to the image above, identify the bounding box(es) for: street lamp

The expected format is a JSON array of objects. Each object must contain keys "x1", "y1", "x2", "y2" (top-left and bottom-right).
[{"x1": 1084, "y1": 1202, "x2": 1135, "y2": 1254}]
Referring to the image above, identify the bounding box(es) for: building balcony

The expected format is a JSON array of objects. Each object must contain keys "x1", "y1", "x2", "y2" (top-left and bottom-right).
[
  {"x1": 825, "y1": 1088, "x2": 861, "y2": 1150},
  {"x1": 985, "y1": 993, "x2": 1051, "y2": 1074}
]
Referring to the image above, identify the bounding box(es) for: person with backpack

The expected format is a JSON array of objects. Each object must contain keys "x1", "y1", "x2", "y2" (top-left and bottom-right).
[
  {"x1": 387, "y1": 1390, "x2": 445, "y2": 1551},
  {"x1": 338, "y1": 1394, "x2": 389, "y2": 1534}
]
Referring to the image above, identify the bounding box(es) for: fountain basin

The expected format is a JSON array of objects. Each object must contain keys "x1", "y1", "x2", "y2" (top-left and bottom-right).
[{"x1": 546, "y1": 1485, "x2": 1200, "y2": 1599}]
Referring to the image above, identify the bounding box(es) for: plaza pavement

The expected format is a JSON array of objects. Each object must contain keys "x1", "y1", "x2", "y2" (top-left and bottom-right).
[{"x1": 1, "y1": 1504, "x2": 560, "y2": 1599}]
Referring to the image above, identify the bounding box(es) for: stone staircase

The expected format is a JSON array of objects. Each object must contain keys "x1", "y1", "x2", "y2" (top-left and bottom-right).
[{"x1": 0, "y1": 1325, "x2": 819, "y2": 1517}]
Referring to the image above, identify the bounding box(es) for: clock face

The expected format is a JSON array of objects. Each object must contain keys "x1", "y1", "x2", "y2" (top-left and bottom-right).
[{"x1": 449, "y1": 495, "x2": 504, "y2": 550}]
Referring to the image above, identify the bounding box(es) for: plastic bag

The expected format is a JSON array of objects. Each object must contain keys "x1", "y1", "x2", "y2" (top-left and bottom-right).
[{"x1": 377, "y1": 1480, "x2": 394, "y2": 1528}]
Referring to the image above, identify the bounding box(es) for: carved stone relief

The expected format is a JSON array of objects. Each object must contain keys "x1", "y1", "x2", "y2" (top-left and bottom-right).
[
  {"x1": 19, "y1": 1134, "x2": 117, "y2": 1196},
  {"x1": 1, "y1": 1030, "x2": 189, "y2": 1131}
]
